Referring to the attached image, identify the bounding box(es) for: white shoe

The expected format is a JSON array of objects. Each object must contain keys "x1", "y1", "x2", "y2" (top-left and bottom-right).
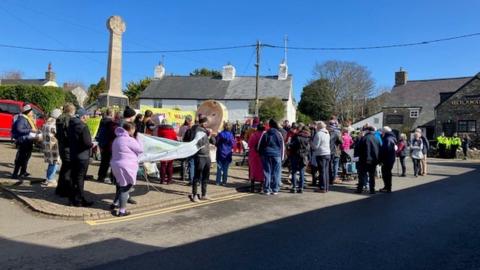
[{"x1": 104, "y1": 178, "x2": 112, "y2": 184}]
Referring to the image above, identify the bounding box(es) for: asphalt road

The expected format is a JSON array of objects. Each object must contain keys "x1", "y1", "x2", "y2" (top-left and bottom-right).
[{"x1": 1, "y1": 160, "x2": 479, "y2": 270}]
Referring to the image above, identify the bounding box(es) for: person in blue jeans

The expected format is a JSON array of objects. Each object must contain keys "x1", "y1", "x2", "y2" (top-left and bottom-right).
[
  {"x1": 289, "y1": 126, "x2": 311, "y2": 193},
  {"x1": 258, "y1": 119, "x2": 285, "y2": 195},
  {"x1": 215, "y1": 123, "x2": 235, "y2": 186}
]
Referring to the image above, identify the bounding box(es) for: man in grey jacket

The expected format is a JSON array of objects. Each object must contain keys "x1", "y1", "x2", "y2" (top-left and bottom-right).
[{"x1": 312, "y1": 121, "x2": 331, "y2": 192}]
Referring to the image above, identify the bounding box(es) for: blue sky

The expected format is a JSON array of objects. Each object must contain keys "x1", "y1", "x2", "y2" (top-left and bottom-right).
[{"x1": 0, "y1": 0, "x2": 479, "y2": 101}]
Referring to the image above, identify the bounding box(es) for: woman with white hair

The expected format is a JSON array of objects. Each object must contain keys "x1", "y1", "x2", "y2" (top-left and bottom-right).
[
  {"x1": 410, "y1": 131, "x2": 424, "y2": 177},
  {"x1": 41, "y1": 108, "x2": 62, "y2": 187},
  {"x1": 312, "y1": 121, "x2": 331, "y2": 192}
]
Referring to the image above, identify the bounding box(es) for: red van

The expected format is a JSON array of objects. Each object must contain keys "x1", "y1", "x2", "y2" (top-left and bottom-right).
[{"x1": 0, "y1": 100, "x2": 46, "y2": 140}]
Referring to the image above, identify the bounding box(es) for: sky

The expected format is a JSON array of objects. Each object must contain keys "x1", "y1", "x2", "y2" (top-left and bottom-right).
[{"x1": 0, "y1": 0, "x2": 480, "y2": 101}]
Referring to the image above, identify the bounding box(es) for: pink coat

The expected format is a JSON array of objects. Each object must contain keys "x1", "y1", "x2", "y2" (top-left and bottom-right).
[
  {"x1": 111, "y1": 127, "x2": 144, "y2": 187},
  {"x1": 341, "y1": 133, "x2": 353, "y2": 151},
  {"x1": 248, "y1": 130, "x2": 264, "y2": 182}
]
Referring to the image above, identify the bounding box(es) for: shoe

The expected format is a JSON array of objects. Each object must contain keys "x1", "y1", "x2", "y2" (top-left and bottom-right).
[
  {"x1": 400, "y1": 174, "x2": 406, "y2": 177},
  {"x1": 113, "y1": 211, "x2": 131, "y2": 217},
  {"x1": 316, "y1": 189, "x2": 326, "y2": 193},
  {"x1": 297, "y1": 189, "x2": 303, "y2": 194},
  {"x1": 127, "y1": 198, "x2": 137, "y2": 204},
  {"x1": 200, "y1": 195, "x2": 211, "y2": 201},
  {"x1": 110, "y1": 204, "x2": 118, "y2": 210},
  {"x1": 379, "y1": 188, "x2": 391, "y2": 193},
  {"x1": 81, "y1": 200, "x2": 94, "y2": 207},
  {"x1": 272, "y1": 192, "x2": 279, "y2": 195},
  {"x1": 43, "y1": 181, "x2": 57, "y2": 188},
  {"x1": 104, "y1": 178, "x2": 112, "y2": 184},
  {"x1": 290, "y1": 189, "x2": 297, "y2": 193},
  {"x1": 11, "y1": 174, "x2": 19, "y2": 180},
  {"x1": 20, "y1": 172, "x2": 30, "y2": 178},
  {"x1": 262, "y1": 191, "x2": 271, "y2": 196},
  {"x1": 189, "y1": 194, "x2": 200, "y2": 202}
]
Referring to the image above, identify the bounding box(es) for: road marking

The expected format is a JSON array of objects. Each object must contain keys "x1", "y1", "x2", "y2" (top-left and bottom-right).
[{"x1": 85, "y1": 193, "x2": 253, "y2": 226}]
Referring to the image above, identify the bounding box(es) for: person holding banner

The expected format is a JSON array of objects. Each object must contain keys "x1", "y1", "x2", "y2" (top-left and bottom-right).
[
  {"x1": 157, "y1": 122, "x2": 178, "y2": 184},
  {"x1": 189, "y1": 117, "x2": 213, "y2": 202}
]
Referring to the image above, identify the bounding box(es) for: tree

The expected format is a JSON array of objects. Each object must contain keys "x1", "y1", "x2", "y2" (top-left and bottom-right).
[
  {"x1": 190, "y1": 68, "x2": 222, "y2": 78},
  {"x1": 86, "y1": 77, "x2": 107, "y2": 106},
  {"x1": 0, "y1": 70, "x2": 23, "y2": 80},
  {"x1": 65, "y1": 91, "x2": 80, "y2": 109},
  {"x1": 124, "y1": 77, "x2": 152, "y2": 108},
  {"x1": 0, "y1": 85, "x2": 66, "y2": 113},
  {"x1": 298, "y1": 79, "x2": 335, "y2": 121},
  {"x1": 259, "y1": 97, "x2": 285, "y2": 122},
  {"x1": 296, "y1": 111, "x2": 312, "y2": 125},
  {"x1": 313, "y1": 60, "x2": 375, "y2": 122}
]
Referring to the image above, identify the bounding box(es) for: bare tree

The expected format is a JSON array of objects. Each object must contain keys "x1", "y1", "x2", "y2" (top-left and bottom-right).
[
  {"x1": 0, "y1": 70, "x2": 24, "y2": 80},
  {"x1": 313, "y1": 60, "x2": 375, "y2": 122}
]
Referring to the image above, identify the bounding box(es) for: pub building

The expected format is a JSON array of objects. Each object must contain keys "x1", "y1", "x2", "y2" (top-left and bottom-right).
[{"x1": 383, "y1": 69, "x2": 478, "y2": 141}]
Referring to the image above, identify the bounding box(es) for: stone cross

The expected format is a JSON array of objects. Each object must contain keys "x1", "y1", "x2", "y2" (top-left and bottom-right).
[
  {"x1": 98, "y1": 15, "x2": 128, "y2": 108},
  {"x1": 106, "y1": 15, "x2": 126, "y2": 97}
]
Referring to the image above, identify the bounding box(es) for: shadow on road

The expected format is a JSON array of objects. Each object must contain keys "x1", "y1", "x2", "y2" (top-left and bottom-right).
[{"x1": 2, "y1": 162, "x2": 480, "y2": 270}]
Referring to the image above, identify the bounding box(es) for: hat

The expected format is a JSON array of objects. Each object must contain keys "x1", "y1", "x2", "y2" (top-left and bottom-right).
[
  {"x1": 199, "y1": 116, "x2": 208, "y2": 124},
  {"x1": 51, "y1": 109, "x2": 62, "y2": 119},
  {"x1": 123, "y1": 106, "x2": 136, "y2": 118},
  {"x1": 22, "y1": 104, "x2": 32, "y2": 113},
  {"x1": 76, "y1": 108, "x2": 88, "y2": 118}
]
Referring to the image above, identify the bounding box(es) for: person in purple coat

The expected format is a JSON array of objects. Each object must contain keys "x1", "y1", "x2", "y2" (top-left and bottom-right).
[
  {"x1": 215, "y1": 123, "x2": 235, "y2": 186},
  {"x1": 110, "y1": 122, "x2": 143, "y2": 217}
]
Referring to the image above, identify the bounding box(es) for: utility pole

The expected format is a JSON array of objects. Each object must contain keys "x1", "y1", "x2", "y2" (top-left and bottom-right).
[{"x1": 254, "y1": 40, "x2": 261, "y2": 117}]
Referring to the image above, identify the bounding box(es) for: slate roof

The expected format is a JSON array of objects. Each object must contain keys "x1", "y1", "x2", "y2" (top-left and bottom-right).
[
  {"x1": 0, "y1": 79, "x2": 47, "y2": 86},
  {"x1": 140, "y1": 75, "x2": 292, "y2": 101},
  {"x1": 384, "y1": 76, "x2": 471, "y2": 127}
]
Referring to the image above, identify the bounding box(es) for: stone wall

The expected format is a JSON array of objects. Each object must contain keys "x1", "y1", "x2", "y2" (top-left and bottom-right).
[{"x1": 382, "y1": 107, "x2": 418, "y2": 134}]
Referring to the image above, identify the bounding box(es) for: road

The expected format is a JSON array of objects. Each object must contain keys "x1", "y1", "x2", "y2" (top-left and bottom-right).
[{"x1": 1, "y1": 159, "x2": 479, "y2": 270}]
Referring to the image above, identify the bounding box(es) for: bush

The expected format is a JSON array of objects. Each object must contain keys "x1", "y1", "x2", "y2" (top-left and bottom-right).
[
  {"x1": 0, "y1": 85, "x2": 67, "y2": 113},
  {"x1": 259, "y1": 97, "x2": 286, "y2": 122},
  {"x1": 297, "y1": 111, "x2": 312, "y2": 124}
]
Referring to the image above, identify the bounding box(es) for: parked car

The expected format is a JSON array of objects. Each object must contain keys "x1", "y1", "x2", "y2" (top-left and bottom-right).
[{"x1": 0, "y1": 100, "x2": 46, "y2": 141}]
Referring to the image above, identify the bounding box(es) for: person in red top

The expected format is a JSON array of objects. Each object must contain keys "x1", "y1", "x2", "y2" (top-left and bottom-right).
[{"x1": 157, "y1": 123, "x2": 178, "y2": 184}]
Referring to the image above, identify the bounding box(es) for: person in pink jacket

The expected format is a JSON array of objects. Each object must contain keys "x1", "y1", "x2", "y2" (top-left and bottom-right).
[
  {"x1": 340, "y1": 127, "x2": 353, "y2": 180},
  {"x1": 110, "y1": 122, "x2": 143, "y2": 217},
  {"x1": 247, "y1": 123, "x2": 265, "y2": 192}
]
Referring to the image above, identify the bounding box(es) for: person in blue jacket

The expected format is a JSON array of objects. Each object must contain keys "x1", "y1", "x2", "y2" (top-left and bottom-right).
[
  {"x1": 11, "y1": 104, "x2": 38, "y2": 180},
  {"x1": 258, "y1": 119, "x2": 285, "y2": 195},
  {"x1": 215, "y1": 123, "x2": 235, "y2": 186}
]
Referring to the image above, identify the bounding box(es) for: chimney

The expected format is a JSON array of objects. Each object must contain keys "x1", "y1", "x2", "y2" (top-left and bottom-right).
[
  {"x1": 278, "y1": 60, "x2": 288, "y2": 80},
  {"x1": 221, "y1": 63, "x2": 236, "y2": 81},
  {"x1": 45, "y1": 62, "x2": 56, "y2": 82},
  {"x1": 154, "y1": 62, "x2": 165, "y2": 79},
  {"x1": 395, "y1": 67, "x2": 407, "y2": 86}
]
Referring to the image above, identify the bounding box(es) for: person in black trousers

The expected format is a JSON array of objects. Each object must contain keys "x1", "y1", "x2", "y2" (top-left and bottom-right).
[
  {"x1": 355, "y1": 126, "x2": 380, "y2": 194},
  {"x1": 95, "y1": 108, "x2": 118, "y2": 183},
  {"x1": 189, "y1": 117, "x2": 213, "y2": 202},
  {"x1": 55, "y1": 103, "x2": 76, "y2": 197},
  {"x1": 396, "y1": 133, "x2": 408, "y2": 177},
  {"x1": 379, "y1": 126, "x2": 397, "y2": 193},
  {"x1": 11, "y1": 104, "x2": 38, "y2": 180},
  {"x1": 68, "y1": 109, "x2": 94, "y2": 207}
]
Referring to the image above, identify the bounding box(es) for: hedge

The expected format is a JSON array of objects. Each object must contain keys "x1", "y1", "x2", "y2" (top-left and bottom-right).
[{"x1": 0, "y1": 85, "x2": 67, "y2": 113}]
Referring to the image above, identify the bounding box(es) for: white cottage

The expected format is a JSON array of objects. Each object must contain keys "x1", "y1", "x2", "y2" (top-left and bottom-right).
[{"x1": 139, "y1": 62, "x2": 297, "y2": 122}]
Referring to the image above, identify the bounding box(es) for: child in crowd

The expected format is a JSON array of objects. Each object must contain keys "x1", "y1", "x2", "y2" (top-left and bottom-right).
[{"x1": 41, "y1": 109, "x2": 62, "y2": 187}]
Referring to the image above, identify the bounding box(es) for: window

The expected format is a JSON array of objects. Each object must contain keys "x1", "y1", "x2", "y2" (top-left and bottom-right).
[
  {"x1": 153, "y1": 100, "x2": 162, "y2": 108},
  {"x1": 458, "y1": 120, "x2": 476, "y2": 132},
  {"x1": 409, "y1": 109, "x2": 419, "y2": 118},
  {"x1": 386, "y1": 114, "x2": 404, "y2": 125}
]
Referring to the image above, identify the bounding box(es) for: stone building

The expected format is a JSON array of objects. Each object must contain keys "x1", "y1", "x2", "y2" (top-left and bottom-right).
[
  {"x1": 139, "y1": 62, "x2": 297, "y2": 122},
  {"x1": 0, "y1": 63, "x2": 59, "y2": 87},
  {"x1": 435, "y1": 74, "x2": 480, "y2": 139},
  {"x1": 382, "y1": 68, "x2": 470, "y2": 140}
]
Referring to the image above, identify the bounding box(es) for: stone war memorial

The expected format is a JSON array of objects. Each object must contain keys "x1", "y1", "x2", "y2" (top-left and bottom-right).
[{"x1": 98, "y1": 15, "x2": 129, "y2": 107}]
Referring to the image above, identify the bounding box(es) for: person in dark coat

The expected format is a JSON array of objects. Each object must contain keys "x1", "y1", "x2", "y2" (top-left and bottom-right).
[
  {"x1": 68, "y1": 109, "x2": 94, "y2": 207},
  {"x1": 289, "y1": 126, "x2": 311, "y2": 193},
  {"x1": 258, "y1": 119, "x2": 285, "y2": 195},
  {"x1": 55, "y1": 103, "x2": 76, "y2": 197},
  {"x1": 379, "y1": 126, "x2": 397, "y2": 193},
  {"x1": 95, "y1": 108, "x2": 118, "y2": 183},
  {"x1": 189, "y1": 117, "x2": 214, "y2": 202},
  {"x1": 396, "y1": 133, "x2": 408, "y2": 177},
  {"x1": 328, "y1": 121, "x2": 343, "y2": 185},
  {"x1": 462, "y1": 134, "x2": 471, "y2": 160},
  {"x1": 355, "y1": 126, "x2": 380, "y2": 194},
  {"x1": 11, "y1": 104, "x2": 39, "y2": 180}
]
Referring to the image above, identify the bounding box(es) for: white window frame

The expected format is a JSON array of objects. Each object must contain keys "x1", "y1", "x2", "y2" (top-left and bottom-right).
[{"x1": 409, "y1": 108, "x2": 419, "y2": 118}]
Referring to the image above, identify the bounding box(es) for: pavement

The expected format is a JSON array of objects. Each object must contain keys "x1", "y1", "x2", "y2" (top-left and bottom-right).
[{"x1": 0, "y1": 142, "x2": 252, "y2": 220}]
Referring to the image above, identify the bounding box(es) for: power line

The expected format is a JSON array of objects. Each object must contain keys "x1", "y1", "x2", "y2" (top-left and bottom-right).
[
  {"x1": 0, "y1": 32, "x2": 479, "y2": 54},
  {"x1": 264, "y1": 32, "x2": 480, "y2": 51}
]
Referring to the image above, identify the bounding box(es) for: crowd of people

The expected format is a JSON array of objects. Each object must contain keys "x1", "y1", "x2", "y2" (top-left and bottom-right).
[{"x1": 10, "y1": 103, "x2": 441, "y2": 216}]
